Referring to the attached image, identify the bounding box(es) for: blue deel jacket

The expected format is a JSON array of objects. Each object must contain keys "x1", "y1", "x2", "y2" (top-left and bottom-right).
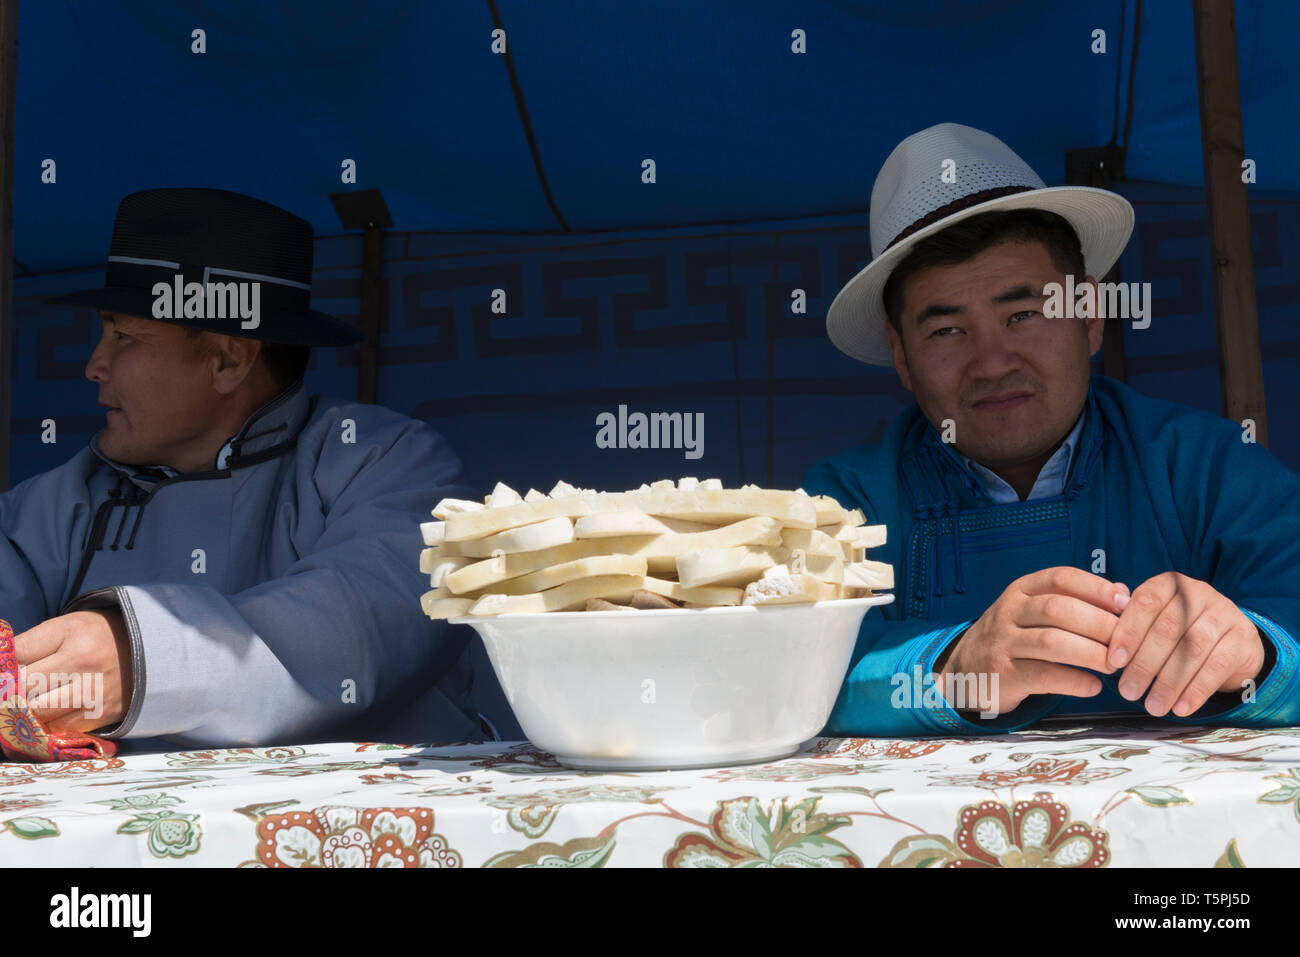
[{"x1": 802, "y1": 375, "x2": 1300, "y2": 735}]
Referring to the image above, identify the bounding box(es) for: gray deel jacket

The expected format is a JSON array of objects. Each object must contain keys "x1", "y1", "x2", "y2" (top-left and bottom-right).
[{"x1": 0, "y1": 380, "x2": 483, "y2": 750}]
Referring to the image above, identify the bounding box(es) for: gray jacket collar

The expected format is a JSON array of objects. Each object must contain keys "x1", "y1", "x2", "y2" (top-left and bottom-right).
[{"x1": 90, "y1": 380, "x2": 312, "y2": 484}]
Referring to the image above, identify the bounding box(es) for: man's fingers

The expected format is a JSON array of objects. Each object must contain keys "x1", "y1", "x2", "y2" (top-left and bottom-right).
[
  {"x1": 25, "y1": 670, "x2": 106, "y2": 723},
  {"x1": 42, "y1": 710, "x2": 99, "y2": 735},
  {"x1": 1167, "y1": 623, "x2": 1259, "y2": 718},
  {"x1": 1021, "y1": 594, "x2": 1122, "y2": 648},
  {"x1": 1116, "y1": 589, "x2": 1188, "y2": 703},
  {"x1": 15, "y1": 653, "x2": 86, "y2": 704},
  {"x1": 28, "y1": 701, "x2": 82, "y2": 727},
  {"x1": 1107, "y1": 573, "x2": 1181, "y2": 672},
  {"x1": 1139, "y1": 610, "x2": 1230, "y2": 717},
  {"x1": 1009, "y1": 627, "x2": 1113, "y2": 673},
  {"x1": 6, "y1": 612, "x2": 128, "y2": 731},
  {"x1": 1015, "y1": 660, "x2": 1104, "y2": 700},
  {"x1": 1019, "y1": 566, "x2": 1130, "y2": 616},
  {"x1": 11, "y1": 620, "x2": 67, "y2": 665}
]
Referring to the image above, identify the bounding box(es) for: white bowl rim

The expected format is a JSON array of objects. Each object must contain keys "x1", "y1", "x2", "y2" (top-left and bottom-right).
[{"x1": 449, "y1": 592, "x2": 894, "y2": 625}]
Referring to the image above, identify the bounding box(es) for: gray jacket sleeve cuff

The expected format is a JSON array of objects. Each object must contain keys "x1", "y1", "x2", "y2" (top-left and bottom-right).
[{"x1": 61, "y1": 585, "x2": 145, "y2": 739}]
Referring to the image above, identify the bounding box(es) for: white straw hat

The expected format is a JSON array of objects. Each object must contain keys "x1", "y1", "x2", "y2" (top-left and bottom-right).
[{"x1": 827, "y1": 123, "x2": 1135, "y2": 365}]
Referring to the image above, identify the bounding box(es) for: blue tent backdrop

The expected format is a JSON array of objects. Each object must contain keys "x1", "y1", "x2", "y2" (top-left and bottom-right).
[{"x1": 8, "y1": 1, "x2": 1300, "y2": 735}]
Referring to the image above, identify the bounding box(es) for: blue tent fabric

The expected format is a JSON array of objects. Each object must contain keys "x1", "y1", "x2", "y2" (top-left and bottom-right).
[{"x1": 14, "y1": 1, "x2": 1300, "y2": 268}]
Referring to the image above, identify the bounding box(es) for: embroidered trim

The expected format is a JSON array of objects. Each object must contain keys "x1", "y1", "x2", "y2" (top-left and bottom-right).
[{"x1": 906, "y1": 501, "x2": 1071, "y2": 618}]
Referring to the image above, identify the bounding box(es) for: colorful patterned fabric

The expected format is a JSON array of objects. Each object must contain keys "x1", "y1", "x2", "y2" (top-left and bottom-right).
[
  {"x1": 0, "y1": 724, "x2": 1295, "y2": 866},
  {"x1": 0, "y1": 619, "x2": 117, "y2": 763}
]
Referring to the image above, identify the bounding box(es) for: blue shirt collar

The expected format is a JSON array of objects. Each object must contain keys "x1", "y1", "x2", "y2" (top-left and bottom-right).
[{"x1": 961, "y1": 407, "x2": 1087, "y2": 505}]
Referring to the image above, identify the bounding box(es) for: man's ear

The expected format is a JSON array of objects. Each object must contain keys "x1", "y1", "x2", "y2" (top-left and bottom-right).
[
  {"x1": 885, "y1": 319, "x2": 913, "y2": 393},
  {"x1": 1081, "y1": 274, "x2": 1105, "y2": 356},
  {"x1": 210, "y1": 335, "x2": 262, "y2": 395}
]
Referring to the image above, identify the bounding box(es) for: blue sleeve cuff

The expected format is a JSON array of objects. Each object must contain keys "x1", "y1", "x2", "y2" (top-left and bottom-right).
[{"x1": 822, "y1": 619, "x2": 1077, "y2": 737}]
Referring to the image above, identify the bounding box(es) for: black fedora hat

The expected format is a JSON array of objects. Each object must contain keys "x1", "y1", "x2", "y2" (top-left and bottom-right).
[{"x1": 47, "y1": 188, "x2": 361, "y2": 347}]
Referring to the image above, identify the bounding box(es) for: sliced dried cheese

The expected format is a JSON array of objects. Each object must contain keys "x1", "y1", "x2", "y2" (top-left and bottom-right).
[
  {"x1": 761, "y1": 554, "x2": 844, "y2": 584},
  {"x1": 479, "y1": 554, "x2": 648, "y2": 596},
  {"x1": 743, "y1": 573, "x2": 843, "y2": 605},
  {"x1": 443, "y1": 538, "x2": 648, "y2": 592},
  {"x1": 445, "y1": 488, "x2": 816, "y2": 541},
  {"x1": 574, "y1": 511, "x2": 714, "y2": 538},
  {"x1": 780, "y1": 527, "x2": 853, "y2": 559},
  {"x1": 677, "y1": 545, "x2": 845, "y2": 587},
  {"x1": 638, "y1": 576, "x2": 743, "y2": 606},
  {"x1": 817, "y1": 508, "x2": 864, "y2": 530},
  {"x1": 487, "y1": 482, "x2": 523, "y2": 508},
  {"x1": 469, "y1": 574, "x2": 645, "y2": 615},
  {"x1": 421, "y1": 593, "x2": 473, "y2": 619},
  {"x1": 830, "y1": 524, "x2": 886, "y2": 548},
  {"x1": 634, "y1": 488, "x2": 817, "y2": 528},
  {"x1": 444, "y1": 516, "x2": 784, "y2": 585},
  {"x1": 676, "y1": 546, "x2": 786, "y2": 587},
  {"x1": 431, "y1": 498, "x2": 484, "y2": 520},
  {"x1": 419, "y1": 550, "x2": 474, "y2": 587},
  {"x1": 637, "y1": 516, "x2": 783, "y2": 557},
  {"x1": 444, "y1": 493, "x2": 605, "y2": 541},
  {"x1": 810, "y1": 494, "x2": 851, "y2": 526},
  {"x1": 448, "y1": 516, "x2": 575, "y2": 556},
  {"x1": 427, "y1": 478, "x2": 891, "y2": 616},
  {"x1": 844, "y1": 560, "x2": 894, "y2": 589}
]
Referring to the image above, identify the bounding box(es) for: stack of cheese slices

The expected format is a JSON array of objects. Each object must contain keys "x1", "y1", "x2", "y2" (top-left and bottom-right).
[{"x1": 418, "y1": 478, "x2": 892, "y2": 618}]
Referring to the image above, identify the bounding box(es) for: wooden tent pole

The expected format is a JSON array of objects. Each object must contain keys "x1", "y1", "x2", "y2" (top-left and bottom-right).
[
  {"x1": 1193, "y1": 0, "x2": 1268, "y2": 444},
  {"x1": 0, "y1": 0, "x2": 15, "y2": 490}
]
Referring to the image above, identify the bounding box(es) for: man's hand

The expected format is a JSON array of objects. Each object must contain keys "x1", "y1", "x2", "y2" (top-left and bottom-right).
[
  {"x1": 1107, "y1": 572, "x2": 1264, "y2": 717},
  {"x1": 13, "y1": 609, "x2": 133, "y2": 733},
  {"x1": 937, "y1": 566, "x2": 1128, "y2": 716}
]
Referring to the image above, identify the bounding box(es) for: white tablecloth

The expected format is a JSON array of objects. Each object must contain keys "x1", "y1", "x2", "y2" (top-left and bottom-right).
[{"x1": 1, "y1": 720, "x2": 1297, "y2": 866}]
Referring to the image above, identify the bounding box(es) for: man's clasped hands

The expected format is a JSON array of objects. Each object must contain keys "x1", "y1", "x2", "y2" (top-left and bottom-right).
[{"x1": 936, "y1": 567, "x2": 1266, "y2": 719}]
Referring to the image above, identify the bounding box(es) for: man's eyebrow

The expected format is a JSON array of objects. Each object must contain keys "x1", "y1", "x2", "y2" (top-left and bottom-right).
[
  {"x1": 914, "y1": 302, "x2": 963, "y2": 326},
  {"x1": 990, "y1": 284, "x2": 1042, "y2": 304}
]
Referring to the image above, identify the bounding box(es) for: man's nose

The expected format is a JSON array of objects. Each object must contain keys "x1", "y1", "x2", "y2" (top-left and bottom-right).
[
  {"x1": 85, "y1": 336, "x2": 109, "y2": 382},
  {"x1": 967, "y1": 320, "x2": 1021, "y2": 378}
]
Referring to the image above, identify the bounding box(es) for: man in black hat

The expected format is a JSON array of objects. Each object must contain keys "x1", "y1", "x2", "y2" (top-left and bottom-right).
[{"x1": 0, "y1": 188, "x2": 483, "y2": 751}]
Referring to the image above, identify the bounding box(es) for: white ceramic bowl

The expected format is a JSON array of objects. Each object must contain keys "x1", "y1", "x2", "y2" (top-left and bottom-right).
[{"x1": 452, "y1": 594, "x2": 893, "y2": 770}]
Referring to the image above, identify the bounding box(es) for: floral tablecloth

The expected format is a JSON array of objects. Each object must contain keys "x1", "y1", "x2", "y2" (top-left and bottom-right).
[{"x1": 0, "y1": 721, "x2": 1297, "y2": 867}]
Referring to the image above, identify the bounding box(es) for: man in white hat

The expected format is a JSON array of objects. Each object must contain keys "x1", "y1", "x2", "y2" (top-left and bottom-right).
[{"x1": 804, "y1": 123, "x2": 1300, "y2": 734}]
